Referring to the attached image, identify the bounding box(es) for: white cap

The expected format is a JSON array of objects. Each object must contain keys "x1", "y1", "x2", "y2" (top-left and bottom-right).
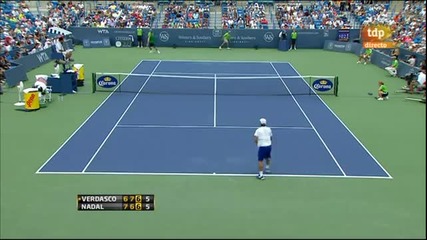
[{"x1": 260, "y1": 118, "x2": 267, "y2": 125}]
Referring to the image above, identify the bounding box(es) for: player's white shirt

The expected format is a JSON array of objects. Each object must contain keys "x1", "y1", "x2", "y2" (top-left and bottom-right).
[
  {"x1": 254, "y1": 126, "x2": 272, "y2": 147},
  {"x1": 417, "y1": 72, "x2": 426, "y2": 85}
]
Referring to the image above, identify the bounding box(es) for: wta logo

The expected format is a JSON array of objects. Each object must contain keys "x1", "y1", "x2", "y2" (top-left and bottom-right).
[
  {"x1": 312, "y1": 79, "x2": 333, "y2": 92},
  {"x1": 361, "y1": 24, "x2": 396, "y2": 49},
  {"x1": 97, "y1": 75, "x2": 118, "y2": 88}
]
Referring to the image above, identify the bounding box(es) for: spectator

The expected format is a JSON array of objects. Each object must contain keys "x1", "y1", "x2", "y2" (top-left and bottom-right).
[
  {"x1": 376, "y1": 81, "x2": 389, "y2": 101},
  {"x1": 408, "y1": 69, "x2": 426, "y2": 94},
  {"x1": 385, "y1": 56, "x2": 399, "y2": 77},
  {"x1": 290, "y1": 28, "x2": 297, "y2": 50},
  {"x1": 406, "y1": 55, "x2": 417, "y2": 66}
]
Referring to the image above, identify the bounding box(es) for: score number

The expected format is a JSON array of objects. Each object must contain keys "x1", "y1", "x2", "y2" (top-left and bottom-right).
[
  {"x1": 122, "y1": 203, "x2": 154, "y2": 211},
  {"x1": 122, "y1": 194, "x2": 154, "y2": 203},
  {"x1": 122, "y1": 194, "x2": 154, "y2": 211}
]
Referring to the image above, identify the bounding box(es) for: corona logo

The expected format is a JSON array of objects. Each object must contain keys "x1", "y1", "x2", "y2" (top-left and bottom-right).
[
  {"x1": 97, "y1": 75, "x2": 118, "y2": 88},
  {"x1": 312, "y1": 79, "x2": 333, "y2": 92}
]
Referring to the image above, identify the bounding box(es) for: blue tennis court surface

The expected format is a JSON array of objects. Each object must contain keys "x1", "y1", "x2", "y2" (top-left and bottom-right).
[{"x1": 36, "y1": 60, "x2": 392, "y2": 179}]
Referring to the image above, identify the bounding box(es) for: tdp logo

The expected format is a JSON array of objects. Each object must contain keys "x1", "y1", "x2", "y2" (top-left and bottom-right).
[{"x1": 361, "y1": 24, "x2": 395, "y2": 48}]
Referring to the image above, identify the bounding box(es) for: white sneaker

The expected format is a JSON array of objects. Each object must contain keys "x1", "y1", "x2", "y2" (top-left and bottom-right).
[
  {"x1": 219, "y1": 46, "x2": 222, "y2": 50},
  {"x1": 364, "y1": 62, "x2": 367, "y2": 65},
  {"x1": 377, "y1": 97, "x2": 383, "y2": 101},
  {"x1": 385, "y1": 96, "x2": 389, "y2": 99},
  {"x1": 227, "y1": 47, "x2": 230, "y2": 50},
  {"x1": 157, "y1": 50, "x2": 160, "y2": 54},
  {"x1": 357, "y1": 61, "x2": 361, "y2": 64}
]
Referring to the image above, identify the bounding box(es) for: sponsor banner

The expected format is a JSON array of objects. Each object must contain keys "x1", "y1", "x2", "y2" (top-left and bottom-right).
[
  {"x1": 114, "y1": 35, "x2": 134, "y2": 48},
  {"x1": 68, "y1": 27, "x2": 362, "y2": 49},
  {"x1": 4, "y1": 62, "x2": 28, "y2": 87},
  {"x1": 370, "y1": 50, "x2": 421, "y2": 78},
  {"x1": 312, "y1": 78, "x2": 334, "y2": 92},
  {"x1": 323, "y1": 40, "x2": 354, "y2": 52},
  {"x1": 323, "y1": 40, "x2": 420, "y2": 77},
  {"x1": 4, "y1": 39, "x2": 73, "y2": 87},
  {"x1": 83, "y1": 38, "x2": 111, "y2": 48},
  {"x1": 370, "y1": 50, "x2": 392, "y2": 69},
  {"x1": 97, "y1": 75, "x2": 119, "y2": 88}
]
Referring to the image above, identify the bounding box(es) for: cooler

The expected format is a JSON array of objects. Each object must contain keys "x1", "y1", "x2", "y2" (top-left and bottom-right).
[
  {"x1": 23, "y1": 88, "x2": 40, "y2": 111},
  {"x1": 73, "y1": 64, "x2": 85, "y2": 86},
  {"x1": 278, "y1": 40, "x2": 288, "y2": 51}
]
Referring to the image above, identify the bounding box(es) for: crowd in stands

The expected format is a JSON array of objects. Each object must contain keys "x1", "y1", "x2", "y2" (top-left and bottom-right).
[
  {"x1": 275, "y1": 1, "x2": 352, "y2": 30},
  {"x1": 80, "y1": 2, "x2": 157, "y2": 28},
  {"x1": 0, "y1": 0, "x2": 425, "y2": 65},
  {"x1": 162, "y1": 2, "x2": 210, "y2": 28},
  {"x1": 221, "y1": 1, "x2": 269, "y2": 29},
  {"x1": 0, "y1": 0, "x2": 85, "y2": 62},
  {"x1": 353, "y1": 0, "x2": 425, "y2": 55}
]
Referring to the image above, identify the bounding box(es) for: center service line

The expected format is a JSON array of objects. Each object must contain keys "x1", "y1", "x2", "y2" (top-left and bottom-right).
[{"x1": 214, "y1": 74, "x2": 217, "y2": 128}]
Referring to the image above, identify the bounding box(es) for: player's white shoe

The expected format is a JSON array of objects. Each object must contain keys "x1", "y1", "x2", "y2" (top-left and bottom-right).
[
  {"x1": 219, "y1": 46, "x2": 222, "y2": 50},
  {"x1": 257, "y1": 174, "x2": 265, "y2": 180}
]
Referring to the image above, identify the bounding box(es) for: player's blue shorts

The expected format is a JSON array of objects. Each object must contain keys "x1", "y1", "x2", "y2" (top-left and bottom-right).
[{"x1": 258, "y1": 146, "x2": 272, "y2": 161}]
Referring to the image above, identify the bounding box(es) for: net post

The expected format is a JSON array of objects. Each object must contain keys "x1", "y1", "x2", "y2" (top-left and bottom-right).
[
  {"x1": 118, "y1": 74, "x2": 122, "y2": 92},
  {"x1": 91, "y1": 72, "x2": 96, "y2": 93},
  {"x1": 334, "y1": 76, "x2": 339, "y2": 96}
]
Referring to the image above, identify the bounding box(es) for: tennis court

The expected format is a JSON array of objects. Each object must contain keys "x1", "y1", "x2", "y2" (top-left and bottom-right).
[
  {"x1": 36, "y1": 60, "x2": 391, "y2": 178},
  {"x1": 1, "y1": 47, "x2": 425, "y2": 238}
]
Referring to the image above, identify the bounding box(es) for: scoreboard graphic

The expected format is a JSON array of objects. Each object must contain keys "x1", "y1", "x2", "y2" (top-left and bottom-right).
[{"x1": 77, "y1": 194, "x2": 155, "y2": 211}]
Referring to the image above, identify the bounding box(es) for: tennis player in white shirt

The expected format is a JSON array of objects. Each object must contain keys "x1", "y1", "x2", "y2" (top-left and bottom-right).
[{"x1": 254, "y1": 118, "x2": 273, "y2": 180}]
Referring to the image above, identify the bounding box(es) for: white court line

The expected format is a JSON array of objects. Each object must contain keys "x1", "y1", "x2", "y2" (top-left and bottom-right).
[
  {"x1": 115, "y1": 124, "x2": 313, "y2": 130},
  {"x1": 81, "y1": 61, "x2": 163, "y2": 173},
  {"x1": 35, "y1": 171, "x2": 392, "y2": 179},
  {"x1": 143, "y1": 59, "x2": 275, "y2": 63},
  {"x1": 142, "y1": 60, "x2": 297, "y2": 64},
  {"x1": 152, "y1": 71, "x2": 278, "y2": 76},
  {"x1": 270, "y1": 62, "x2": 347, "y2": 176},
  {"x1": 35, "y1": 59, "x2": 146, "y2": 174},
  {"x1": 286, "y1": 63, "x2": 394, "y2": 179},
  {"x1": 213, "y1": 74, "x2": 217, "y2": 127}
]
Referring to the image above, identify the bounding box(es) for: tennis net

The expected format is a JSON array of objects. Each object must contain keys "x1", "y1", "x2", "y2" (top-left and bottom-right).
[{"x1": 91, "y1": 72, "x2": 339, "y2": 96}]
